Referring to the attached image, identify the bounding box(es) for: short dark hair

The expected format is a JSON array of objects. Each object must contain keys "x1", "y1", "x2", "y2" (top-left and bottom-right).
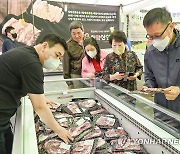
[
  {"x1": 143, "y1": 7, "x2": 172, "y2": 28},
  {"x1": 40, "y1": 34, "x2": 68, "y2": 51},
  {"x1": 69, "y1": 21, "x2": 84, "y2": 31},
  {"x1": 5, "y1": 26, "x2": 14, "y2": 36},
  {"x1": 109, "y1": 30, "x2": 127, "y2": 45},
  {"x1": 83, "y1": 37, "x2": 101, "y2": 62}
]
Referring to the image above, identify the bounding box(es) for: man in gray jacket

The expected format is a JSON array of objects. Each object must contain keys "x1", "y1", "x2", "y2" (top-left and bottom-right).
[{"x1": 143, "y1": 8, "x2": 180, "y2": 114}]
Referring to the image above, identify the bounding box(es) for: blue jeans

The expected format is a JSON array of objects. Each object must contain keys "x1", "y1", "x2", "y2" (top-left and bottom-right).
[{"x1": 0, "y1": 127, "x2": 13, "y2": 154}]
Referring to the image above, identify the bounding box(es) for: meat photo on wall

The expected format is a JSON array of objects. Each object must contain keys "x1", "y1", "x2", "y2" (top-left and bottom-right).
[
  {"x1": 1, "y1": 16, "x2": 41, "y2": 46},
  {"x1": 30, "y1": 0, "x2": 64, "y2": 23},
  {"x1": 0, "y1": 0, "x2": 67, "y2": 47}
]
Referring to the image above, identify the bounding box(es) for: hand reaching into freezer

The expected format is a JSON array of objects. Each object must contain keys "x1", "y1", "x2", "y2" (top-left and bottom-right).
[{"x1": 28, "y1": 93, "x2": 73, "y2": 144}]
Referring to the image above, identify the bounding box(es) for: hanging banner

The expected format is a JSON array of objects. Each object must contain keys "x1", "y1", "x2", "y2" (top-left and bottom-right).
[
  {"x1": 0, "y1": 0, "x2": 119, "y2": 49},
  {"x1": 128, "y1": 11, "x2": 147, "y2": 42}
]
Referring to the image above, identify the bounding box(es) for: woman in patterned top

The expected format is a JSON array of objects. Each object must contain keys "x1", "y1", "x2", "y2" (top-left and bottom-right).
[{"x1": 102, "y1": 31, "x2": 143, "y2": 91}]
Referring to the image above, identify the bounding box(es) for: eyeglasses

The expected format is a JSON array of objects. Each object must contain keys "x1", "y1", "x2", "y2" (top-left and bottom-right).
[{"x1": 146, "y1": 23, "x2": 171, "y2": 40}]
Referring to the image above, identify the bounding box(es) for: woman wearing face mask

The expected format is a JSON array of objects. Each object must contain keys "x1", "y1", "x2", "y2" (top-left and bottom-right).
[
  {"x1": 81, "y1": 37, "x2": 109, "y2": 78},
  {"x1": 102, "y1": 30, "x2": 143, "y2": 91}
]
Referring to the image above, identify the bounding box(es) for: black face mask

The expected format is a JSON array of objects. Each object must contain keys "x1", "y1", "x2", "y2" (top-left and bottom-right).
[{"x1": 11, "y1": 33, "x2": 17, "y2": 39}]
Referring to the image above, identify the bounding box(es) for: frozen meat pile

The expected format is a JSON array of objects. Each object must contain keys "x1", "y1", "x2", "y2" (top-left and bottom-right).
[{"x1": 35, "y1": 99, "x2": 148, "y2": 154}]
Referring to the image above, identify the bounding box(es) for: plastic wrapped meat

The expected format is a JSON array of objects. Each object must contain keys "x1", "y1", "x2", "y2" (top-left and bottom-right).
[
  {"x1": 96, "y1": 138, "x2": 107, "y2": 150},
  {"x1": 113, "y1": 138, "x2": 141, "y2": 152},
  {"x1": 105, "y1": 127, "x2": 127, "y2": 139},
  {"x1": 38, "y1": 133, "x2": 57, "y2": 143},
  {"x1": 54, "y1": 113, "x2": 73, "y2": 119},
  {"x1": 34, "y1": 98, "x2": 148, "y2": 153},
  {"x1": 71, "y1": 139, "x2": 95, "y2": 154},
  {"x1": 31, "y1": 0, "x2": 64, "y2": 23},
  {"x1": 44, "y1": 139, "x2": 71, "y2": 154},
  {"x1": 61, "y1": 102, "x2": 82, "y2": 115},
  {"x1": 90, "y1": 108, "x2": 107, "y2": 115},
  {"x1": 2, "y1": 17, "x2": 41, "y2": 46},
  {"x1": 69, "y1": 121, "x2": 92, "y2": 138},
  {"x1": 83, "y1": 126, "x2": 102, "y2": 140},
  {"x1": 95, "y1": 114, "x2": 116, "y2": 128},
  {"x1": 56, "y1": 118, "x2": 70, "y2": 128},
  {"x1": 141, "y1": 87, "x2": 163, "y2": 93},
  {"x1": 67, "y1": 103, "x2": 82, "y2": 114},
  {"x1": 79, "y1": 99, "x2": 96, "y2": 108}
]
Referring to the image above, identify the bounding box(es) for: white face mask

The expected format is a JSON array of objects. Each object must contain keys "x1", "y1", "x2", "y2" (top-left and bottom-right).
[
  {"x1": 87, "y1": 50, "x2": 97, "y2": 58},
  {"x1": 43, "y1": 56, "x2": 60, "y2": 70},
  {"x1": 152, "y1": 36, "x2": 170, "y2": 52},
  {"x1": 113, "y1": 46, "x2": 125, "y2": 55}
]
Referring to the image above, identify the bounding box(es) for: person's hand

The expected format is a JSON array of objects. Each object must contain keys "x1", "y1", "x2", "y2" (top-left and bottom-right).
[
  {"x1": 56, "y1": 126, "x2": 73, "y2": 144},
  {"x1": 46, "y1": 98, "x2": 60, "y2": 109},
  {"x1": 68, "y1": 84, "x2": 74, "y2": 89},
  {"x1": 128, "y1": 73, "x2": 139, "y2": 81},
  {"x1": 110, "y1": 72, "x2": 125, "y2": 81},
  {"x1": 46, "y1": 98, "x2": 55, "y2": 108},
  {"x1": 163, "y1": 86, "x2": 180, "y2": 100}
]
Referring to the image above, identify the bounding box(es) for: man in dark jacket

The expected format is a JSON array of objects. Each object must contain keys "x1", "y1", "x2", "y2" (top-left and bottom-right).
[
  {"x1": 63, "y1": 21, "x2": 85, "y2": 89},
  {"x1": 143, "y1": 8, "x2": 180, "y2": 114},
  {"x1": 2, "y1": 26, "x2": 17, "y2": 53}
]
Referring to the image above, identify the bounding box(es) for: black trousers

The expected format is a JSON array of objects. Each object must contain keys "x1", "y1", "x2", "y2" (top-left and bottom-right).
[{"x1": 0, "y1": 127, "x2": 13, "y2": 154}]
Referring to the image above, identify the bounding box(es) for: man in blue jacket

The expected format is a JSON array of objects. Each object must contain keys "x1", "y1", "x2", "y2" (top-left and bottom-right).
[
  {"x1": 143, "y1": 8, "x2": 180, "y2": 114},
  {"x1": 2, "y1": 26, "x2": 17, "y2": 53}
]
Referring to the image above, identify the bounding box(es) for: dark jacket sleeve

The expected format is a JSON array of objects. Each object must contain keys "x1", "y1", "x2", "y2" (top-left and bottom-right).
[
  {"x1": 143, "y1": 51, "x2": 157, "y2": 88},
  {"x1": 133, "y1": 51, "x2": 143, "y2": 80},
  {"x1": 2, "y1": 39, "x2": 15, "y2": 53},
  {"x1": 102, "y1": 55, "x2": 111, "y2": 82},
  {"x1": 63, "y1": 50, "x2": 73, "y2": 86}
]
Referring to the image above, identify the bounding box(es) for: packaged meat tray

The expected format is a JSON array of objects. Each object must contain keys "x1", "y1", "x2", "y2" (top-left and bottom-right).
[{"x1": 93, "y1": 114, "x2": 119, "y2": 129}]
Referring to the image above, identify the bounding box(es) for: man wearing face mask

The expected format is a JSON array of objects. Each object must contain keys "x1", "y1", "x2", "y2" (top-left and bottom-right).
[
  {"x1": 102, "y1": 31, "x2": 143, "y2": 91},
  {"x1": 143, "y1": 8, "x2": 180, "y2": 114},
  {"x1": 2, "y1": 26, "x2": 17, "y2": 54},
  {"x1": 0, "y1": 34, "x2": 73, "y2": 154},
  {"x1": 81, "y1": 37, "x2": 108, "y2": 78}
]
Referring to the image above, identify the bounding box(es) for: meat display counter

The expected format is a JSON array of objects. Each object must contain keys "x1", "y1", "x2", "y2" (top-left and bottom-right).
[{"x1": 12, "y1": 77, "x2": 180, "y2": 154}]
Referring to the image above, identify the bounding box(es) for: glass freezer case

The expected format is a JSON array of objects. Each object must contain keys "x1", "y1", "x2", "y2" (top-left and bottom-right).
[{"x1": 12, "y1": 77, "x2": 180, "y2": 154}]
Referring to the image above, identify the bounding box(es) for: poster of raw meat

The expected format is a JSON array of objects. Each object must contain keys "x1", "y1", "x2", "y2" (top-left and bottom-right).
[{"x1": 0, "y1": 0, "x2": 119, "y2": 51}]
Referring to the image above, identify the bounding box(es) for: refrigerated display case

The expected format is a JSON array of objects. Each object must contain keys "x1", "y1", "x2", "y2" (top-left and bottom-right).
[{"x1": 12, "y1": 77, "x2": 180, "y2": 154}]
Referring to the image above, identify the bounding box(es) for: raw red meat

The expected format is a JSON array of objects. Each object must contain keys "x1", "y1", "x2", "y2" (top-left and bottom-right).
[
  {"x1": 83, "y1": 126, "x2": 102, "y2": 140},
  {"x1": 69, "y1": 121, "x2": 92, "y2": 137},
  {"x1": 141, "y1": 87, "x2": 163, "y2": 93},
  {"x1": 71, "y1": 139, "x2": 94, "y2": 154},
  {"x1": 44, "y1": 139, "x2": 71, "y2": 154},
  {"x1": 79, "y1": 99, "x2": 96, "y2": 108},
  {"x1": 105, "y1": 128, "x2": 127, "y2": 138},
  {"x1": 67, "y1": 102, "x2": 82, "y2": 114},
  {"x1": 54, "y1": 113, "x2": 73, "y2": 119},
  {"x1": 90, "y1": 108, "x2": 107, "y2": 115},
  {"x1": 96, "y1": 115, "x2": 116, "y2": 127},
  {"x1": 114, "y1": 138, "x2": 141, "y2": 151}
]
